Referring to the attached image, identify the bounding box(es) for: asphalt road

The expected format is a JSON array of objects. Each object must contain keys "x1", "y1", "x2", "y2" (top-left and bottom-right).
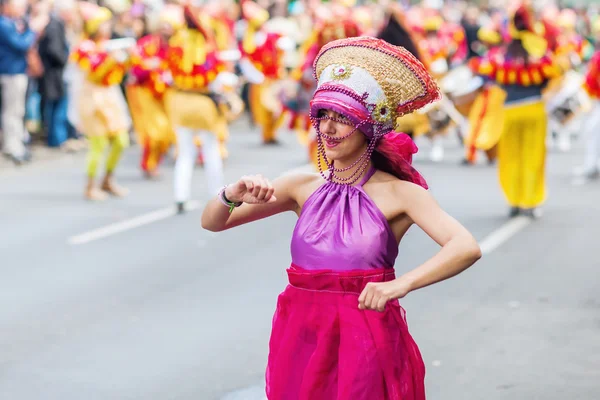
[{"x1": 1, "y1": 121, "x2": 599, "y2": 400}]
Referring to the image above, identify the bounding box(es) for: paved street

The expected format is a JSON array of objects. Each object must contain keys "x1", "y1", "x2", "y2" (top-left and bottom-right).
[{"x1": 1, "y1": 120, "x2": 599, "y2": 400}]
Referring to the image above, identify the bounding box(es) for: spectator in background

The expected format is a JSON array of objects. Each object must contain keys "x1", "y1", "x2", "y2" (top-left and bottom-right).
[
  {"x1": 0, "y1": 0, "x2": 48, "y2": 164},
  {"x1": 38, "y1": 0, "x2": 76, "y2": 148}
]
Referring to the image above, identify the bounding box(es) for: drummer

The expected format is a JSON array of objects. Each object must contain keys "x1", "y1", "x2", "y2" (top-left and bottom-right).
[
  {"x1": 574, "y1": 47, "x2": 600, "y2": 182},
  {"x1": 238, "y1": 0, "x2": 287, "y2": 145}
]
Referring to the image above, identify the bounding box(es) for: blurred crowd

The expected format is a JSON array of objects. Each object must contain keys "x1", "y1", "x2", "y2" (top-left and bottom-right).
[{"x1": 1, "y1": 0, "x2": 600, "y2": 211}]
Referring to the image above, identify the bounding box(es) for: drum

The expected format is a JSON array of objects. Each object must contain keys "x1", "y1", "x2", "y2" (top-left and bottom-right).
[
  {"x1": 450, "y1": 76, "x2": 485, "y2": 117},
  {"x1": 219, "y1": 92, "x2": 245, "y2": 122},
  {"x1": 423, "y1": 102, "x2": 452, "y2": 133},
  {"x1": 439, "y1": 65, "x2": 473, "y2": 95}
]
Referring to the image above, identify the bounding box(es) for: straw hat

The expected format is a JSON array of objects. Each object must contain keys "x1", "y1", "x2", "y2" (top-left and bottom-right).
[{"x1": 310, "y1": 36, "x2": 440, "y2": 137}]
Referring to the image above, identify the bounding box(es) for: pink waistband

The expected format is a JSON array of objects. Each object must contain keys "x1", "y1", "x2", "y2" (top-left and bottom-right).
[{"x1": 288, "y1": 264, "x2": 396, "y2": 294}]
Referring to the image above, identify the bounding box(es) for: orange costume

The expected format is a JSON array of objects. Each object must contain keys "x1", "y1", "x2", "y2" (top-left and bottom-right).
[
  {"x1": 239, "y1": 0, "x2": 286, "y2": 144},
  {"x1": 127, "y1": 31, "x2": 177, "y2": 177},
  {"x1": 577, "y1": 51, "x2": 600, "y2": 178}
]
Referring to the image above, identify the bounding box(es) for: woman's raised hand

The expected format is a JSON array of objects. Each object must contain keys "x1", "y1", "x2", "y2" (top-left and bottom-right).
[{"x1": 225, "y1": 175, "x2": 277, "y2": 205}]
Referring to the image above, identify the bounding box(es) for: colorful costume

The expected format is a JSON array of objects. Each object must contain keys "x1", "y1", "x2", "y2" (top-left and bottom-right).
[
  {"x1": 543, "y1": 9, "x2": 594, "y2": 152},
  {"x1": 460, "y1": 41, "x2": 507, "y2": 165},
  {"x1": 461, "y1": 82, "x2": 506, "y2": 164},
  {"x1": 470, "y1": 5, "x2": 561, "y2": 216},
  {"x1": 166, "y1": 4, "x2": 237, "y2": 211},
  {"x1": 238, "y1": 0, "x2": 286, "y2": 144},
  {"x1": 70, "y1": 5, "x2": 131, "y2": 200},
  {"x1": 266, "y1": 36, "x2": 440, "y2": 399},
  {"x1": 577, "y1": 50, "x2": 600, "y2": 179},
  {"x1": 408, "y1": 14, "x2": 468, "y2": 162},
  {"x1": 127, "y1": 8, "x2": 180, "y2": 178},
  {"x1": 195, "y1": 2, "x2": 238, "y2": 161}
]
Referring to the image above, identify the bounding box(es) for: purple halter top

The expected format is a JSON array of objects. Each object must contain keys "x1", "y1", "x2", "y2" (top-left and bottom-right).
[{"x1": 291, "y1": 167, "x2": 398, "y2": 271}]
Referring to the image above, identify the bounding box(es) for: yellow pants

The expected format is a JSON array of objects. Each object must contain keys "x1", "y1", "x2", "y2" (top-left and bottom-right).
[
  {"x1": 165, "y1": 89, "x2": 229, "y2": 160},
  {"x1": 86, "y1": 130, "x2": 130, "y2": 178},
  {"x1": 498, "y1": 101, "x2": 547, "y2": 208}
]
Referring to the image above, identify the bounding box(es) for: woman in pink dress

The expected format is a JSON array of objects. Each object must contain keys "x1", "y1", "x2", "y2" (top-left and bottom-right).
[{"x1": 201, "y1": 37, "x2": 482, "y2": 400}]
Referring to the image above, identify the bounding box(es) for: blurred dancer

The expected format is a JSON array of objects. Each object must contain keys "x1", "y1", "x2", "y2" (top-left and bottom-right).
[
  {"x1": 165, "y1": 1, "x2": 239, "y2": 213},
  {"x1": 545, "y1": 8, "x2": 594, "y2": 152},
  {"x1": 238, "y1": 0, "x2": 286, "y2": 145},
  {"x1": 470, "y1": 5, "x2": 561, "y2": 218},
  {"x1": 195, "y1": 1, "x2": 238, "y2": 161},
  {"x1": 574, "y1": 50, "x2": 600, "y2": 182},
  {"x1": 70, "y1": 4, "x2": 131, "y2": 200},
  {"x1": 127, "y1": 5, "x2": 181, "y2": 179}
]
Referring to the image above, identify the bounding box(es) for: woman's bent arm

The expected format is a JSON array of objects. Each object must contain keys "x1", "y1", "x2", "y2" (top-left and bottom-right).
[
  {"x1": 400, "y1": 182, "x2": 482, "y2": 292},
  {"x1": 359, "y1": 182, "x2": 482, "y2": 311},
  {"x1": 201, "y1": 173, "x2": 303, "y2": 232}
]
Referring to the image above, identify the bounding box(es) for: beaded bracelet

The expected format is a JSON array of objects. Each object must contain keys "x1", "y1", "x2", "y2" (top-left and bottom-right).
[{"x1": 218, "y1": 186, "x2": 242, "y2": 213}]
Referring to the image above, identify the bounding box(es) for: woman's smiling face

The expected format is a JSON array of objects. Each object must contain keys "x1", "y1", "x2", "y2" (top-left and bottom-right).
[{"x1": 317, "y1": 109, "x2": 367, "y2": 163}]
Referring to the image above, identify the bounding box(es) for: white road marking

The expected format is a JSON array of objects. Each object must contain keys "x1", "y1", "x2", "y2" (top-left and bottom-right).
[
  {"x1": 65, "y1": 164, "x2": 316, "y2": 247},
  {"x1": 478, "y1": 216, "x2": 532, "y2": 255},
  {"x1": 67, "y1": 200, "x2": 201, "y2": 245}
]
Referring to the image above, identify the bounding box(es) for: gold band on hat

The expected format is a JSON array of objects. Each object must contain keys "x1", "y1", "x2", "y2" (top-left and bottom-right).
[{"x1": 313, "y1": 37, "x2": 440, "y2": 128}]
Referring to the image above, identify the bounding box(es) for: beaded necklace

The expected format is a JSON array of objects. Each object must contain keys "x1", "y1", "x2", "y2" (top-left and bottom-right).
[{"x1": 311, "y1": 113, "x2": 385, "y2": 186}]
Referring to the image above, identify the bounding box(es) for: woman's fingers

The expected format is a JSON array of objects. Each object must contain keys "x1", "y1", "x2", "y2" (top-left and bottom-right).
[
  {"x1": 375, "y1": 296, "x2": 388, "y2": 312},
  {"x1": 257, "y1": 177, "x2": 269, "y2": 201},
  {"x1": 241, "y1": 176, "x2": 254, "y2": 193},
  {"x1": 359, "y1": 283, "x2": 375, "y2": 310},
  {"x1": 265, "y1": 180, "x2": 276, "y2": 202},
  {"x1": 358, "y1": 283, "x2": 390, "y2": 312},
  {"x1": 251, "y1": 176, "x2": 263, "y2": 198},
  {"x1": 234, "y1": 175, "x2": 277, "y2": 204}
]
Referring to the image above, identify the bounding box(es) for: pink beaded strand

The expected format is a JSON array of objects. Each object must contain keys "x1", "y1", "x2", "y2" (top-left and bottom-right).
[{"x1": 312, "y1": 114, "x2": 383, "y2": 185}]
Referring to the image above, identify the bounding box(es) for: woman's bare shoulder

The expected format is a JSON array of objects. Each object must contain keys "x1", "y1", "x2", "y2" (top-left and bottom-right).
[
  {"x1": 369, "y1": 171, "x2": 431, "y2": 211},
  {"x1": 276, "y1": 170, "x2": 324, "y2": 200},
  {"x1": 371, "y1": 170, "x2": 428, "y2": 193},
  {"x1": 370, "y1": 169, "x2": 398, "y2": 184}
]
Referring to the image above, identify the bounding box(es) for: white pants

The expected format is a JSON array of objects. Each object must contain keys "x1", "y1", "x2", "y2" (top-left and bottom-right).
[
  {"x1": 583, "y1": 100, "x2": 600, "y2": 172},
  {"x1": 0, "y1": 74, "x2": 28, "y2": 157},
  {"x1": 174, "y1": 127, "x2": 223, "y2": 203}
]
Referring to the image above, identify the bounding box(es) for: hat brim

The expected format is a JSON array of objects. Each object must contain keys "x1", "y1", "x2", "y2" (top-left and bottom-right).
[{"x1": 310, "y1": 87, "x2": 374, "y2": 137}]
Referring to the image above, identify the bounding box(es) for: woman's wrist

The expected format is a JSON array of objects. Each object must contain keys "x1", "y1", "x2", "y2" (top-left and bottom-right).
[
  {"x1": 393, "y1": 274, "x2": 416, "y2": 298},
  {"x1": 223, "y1": 185, "x2": 242, "y2": 204}
]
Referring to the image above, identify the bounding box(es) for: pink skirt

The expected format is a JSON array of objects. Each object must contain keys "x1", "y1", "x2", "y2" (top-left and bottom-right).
[{"x1": 266, "y1": 265, "x2": 426, "y2": 400}]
